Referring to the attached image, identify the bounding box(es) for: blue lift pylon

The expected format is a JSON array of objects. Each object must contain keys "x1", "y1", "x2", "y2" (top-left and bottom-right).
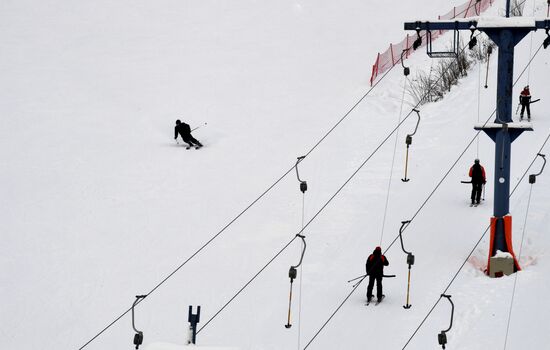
[{"x1": 404, "y1": 2, "x2": 549, "y2": 276}]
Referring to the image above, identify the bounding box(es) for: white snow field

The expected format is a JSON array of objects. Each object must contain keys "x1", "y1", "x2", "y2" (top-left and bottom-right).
[{"x1": 1, "y1": 0, "x2": 550, "y2": 349}]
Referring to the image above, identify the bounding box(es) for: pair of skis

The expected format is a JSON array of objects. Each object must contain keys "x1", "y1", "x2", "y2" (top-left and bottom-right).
[{"x1": 365, "y1": 295, "x2": 385, "y2": 306}]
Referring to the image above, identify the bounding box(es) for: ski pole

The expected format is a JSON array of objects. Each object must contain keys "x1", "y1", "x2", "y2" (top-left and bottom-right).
[
  {"x1": 347, "y1": 274, "x2": 367, "y2": 283},
  {"x1": 482, "y1": 184, "x2": 485, "y2": 201},
  {"x1": 191, "y1": 122, "x2": 208, "y2": 132},
  {"x1": 515, "y1": 103, "x2": 521, "y2": 116}
]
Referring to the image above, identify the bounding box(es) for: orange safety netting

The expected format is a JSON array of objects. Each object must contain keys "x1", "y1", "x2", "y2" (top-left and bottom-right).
[{"x1": 370, "y1": 0, "x2": 495, "y2": 85}]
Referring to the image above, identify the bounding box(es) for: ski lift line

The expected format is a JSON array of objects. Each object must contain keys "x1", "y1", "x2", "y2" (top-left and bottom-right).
[
  {"x1": 198, "y1": 108, "x2": 420, "y2": 335},
  {"x1": 77, "y1": 166, "x2": 297, "y2": 350},
  {"x1": 503, "y1": 184, "x2": 533, "y2": 350},
  {"x1": 402, "y1": 133, "x2": 550, "y2": 350},
  {"x1": 297, "y1": 193, "x2": 306, "y2": 350},
  {"x1": 302, "y1": 55, "x2": 398, "y2": 160},
  {"x1": 477, "y1": 46, "x2": 482, "y2": 158},
  {"x1": 199, "y1": 62, "x2": 455, "y2": 336},
  {"x1": 78, "y1": 54, "x2": 406, "y2": 350},
  {"x1": 303, "y1": 41, "x2": 546, "y2": 350},
  {"x1": 197, "y1": 235, "x2": 299, "y2": 334},
  {"x1": 504, "y1": 153, "x2": 545, "y2": 349},
  {"x1": 380, "y1": 77, "x2": 409, "y2": 246},
  {"x1": 304, "y1": 36, "x2": 495, "y2": 349},
  {"x1": 526, "y1": 2, "x2": 534, "y2": 84}
]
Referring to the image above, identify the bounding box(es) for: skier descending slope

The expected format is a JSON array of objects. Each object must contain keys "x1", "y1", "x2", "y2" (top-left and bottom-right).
[
  {"x1": 366, "y1": 247, "x2": 389, "y2": 304},
  {"x1": 174, "y1": 119, "x2": 203, "y2": 149},
  {"x1": 468, "y1": 159, "x2": 486, "y2": 206}
]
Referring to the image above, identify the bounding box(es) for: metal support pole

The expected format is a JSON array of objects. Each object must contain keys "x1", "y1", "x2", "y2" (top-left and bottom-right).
[{"x1": 188, "y1": 305, "x2": 201, "y2": 344}]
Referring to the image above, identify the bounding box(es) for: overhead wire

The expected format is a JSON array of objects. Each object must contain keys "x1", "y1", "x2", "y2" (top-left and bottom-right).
[
  {"x1": 503, "y1": 152, "x2": 545, "y2": 349},
  {"x1": 476, "y1": 42, "x2": 483, "y2": 158},
  {"x1": 502, "y1": 181, "x2": 533, "y2": 350},
  {"x1": 197, "y1": 104, "x2": 421, "y2": 334},
  {"x1": 302, "y1": 39, "x2": 545, "y2": 350},
  {"x1": 379, "y1": 76, "x2": 409, "y2": 246},
  {"x1": 197, "y1": 28, "x2": 486, "y2": 342},
  {"x1": 297, "y1": 185, "x2": 306, "y2": 349},
  {"x1": 526, "y1": 0, "x2": 535, "y2": 84}
]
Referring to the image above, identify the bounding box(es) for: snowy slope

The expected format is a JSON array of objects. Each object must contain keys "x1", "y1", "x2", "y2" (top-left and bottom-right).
[{"x1": 1, "y1": 0, "x2": 550, "y2": 349}]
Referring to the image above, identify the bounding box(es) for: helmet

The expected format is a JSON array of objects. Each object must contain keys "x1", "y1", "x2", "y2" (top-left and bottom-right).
[
  {"x1": 475, "y1": 159, "x2": 480, "y2": 164},
  {"x1": 524, "y1": 85, "x2": 529, "y2": 89},
  {"x1": 176, "y1": 119, "x2": 181, "y2": 125}
]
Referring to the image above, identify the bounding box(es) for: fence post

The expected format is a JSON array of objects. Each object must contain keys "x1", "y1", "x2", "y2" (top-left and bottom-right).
[
  {"x1": 390, "y1": 43, "x2": 395, "y2": 66},
  {"x1": 406, "y1": 34, "x2": 410, "y2": 57},
  {"x1": 465, "y1": 0, "x2": 473, "y2": 17},
  {"x1": 370, "y1": 53, "x2": 380, "y2": 86},
  {"x1": 453, "y1": 6, "x2": 456, "y2": 18}
]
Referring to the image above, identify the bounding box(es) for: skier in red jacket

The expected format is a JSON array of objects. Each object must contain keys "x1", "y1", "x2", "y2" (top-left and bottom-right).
[
  {"x1": 366, "y1": 246, "x2": 389, "y2": 303},
  {"x1": 469, "y1": 159, "x2": 486, "y2": 205},
  {"x1": 519, "y1": 86, "x2": 531, "y2": 121}
]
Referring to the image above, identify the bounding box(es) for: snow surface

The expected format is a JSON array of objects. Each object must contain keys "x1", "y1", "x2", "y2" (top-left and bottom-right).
[
  {"x1": 145, "y1": 343, "x2": 239, "y2": 350},
  {"x1": 477, "y1": 16, "x2": 537, "y2": 28},
  {"x1": 494, "y1": 250, "x2": 514, "y2": 259},
  {"x1": 2, "y1": 0, "x2": 550, "y2": 349}
]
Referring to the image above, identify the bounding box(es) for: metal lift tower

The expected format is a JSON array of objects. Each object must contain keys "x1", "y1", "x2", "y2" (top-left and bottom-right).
[{"x1": 404, "y1": 1, "x2": 549, "y2": 276}]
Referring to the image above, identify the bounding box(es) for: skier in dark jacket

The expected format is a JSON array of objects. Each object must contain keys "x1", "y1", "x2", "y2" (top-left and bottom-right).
[
  {"x1": 519, "y1": 86, "x2": 531, "y2": 121},
  {"x1": 469, "y1": 159, "x2": 486, "y2": 205},
  {"x1": 174, "y1": 119, "x2": 203, "y2": 148},
  {"x1": 366, "y1": 246, "x2": 389, "y2": 303}
]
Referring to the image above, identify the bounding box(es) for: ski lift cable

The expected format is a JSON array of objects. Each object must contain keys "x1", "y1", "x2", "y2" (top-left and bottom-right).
[
  {"x1": 380, "y1": 76, "x2": 409, "y2": 245},
  {"x1": 197, "y1": 48, "x2": 477, "y2": 334},
  {"x1": 303, "y1": 35, "x2": 492, "y2": 349},
  {"x1": 503, "y1": 153, "x2": 546, "y2": 349},
  {"x1": 476, "y1": 43, "x2": 482, "y2": 158},
  {"x1": 302, "y1": 41, "x2": 545, "y2": 350},
  {"x1": 197, "y1": 106, "x2": 420, "y2": 335},
  {"x1": 286, "y1": 159, "x2": 308, "y2": 330},
  {"x1": 297, "y1": 192, "x2": 305, "y2": 349},
  {"x1": 401, "y1": 108, "x2": 421, "y2": 182},
  {"x1": 402, "y1": 135, "x2": 550, "y2": 350},
  {"x1": 77, "y1": 32, "x2": 405, "y2": 350},
  {"x1": 503, "y1": 184, "x2": 532, "y2": 350},
  {"x1": 526, "y1": 0, "x2": 535, "y2": 84}
]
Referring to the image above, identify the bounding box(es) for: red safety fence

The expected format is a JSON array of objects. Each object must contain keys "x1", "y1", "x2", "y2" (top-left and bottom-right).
[{"x1": 370, "y1": 0, "x2": 495, "y2": 85}]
